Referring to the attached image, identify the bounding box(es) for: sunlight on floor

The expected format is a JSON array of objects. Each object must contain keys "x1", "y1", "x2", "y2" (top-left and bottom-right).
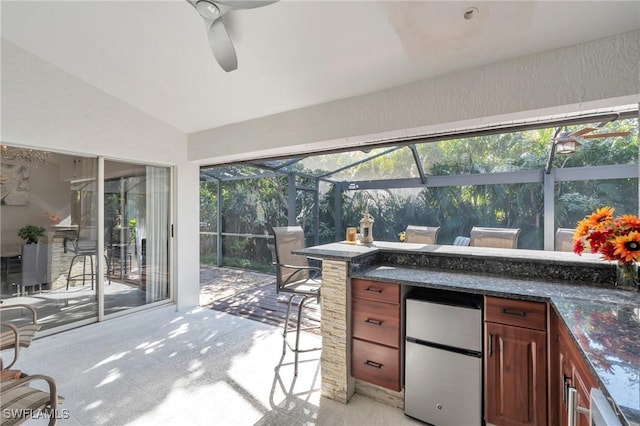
[{"x1": 13, "y1": 305, "x2": 421, "y2": 425}]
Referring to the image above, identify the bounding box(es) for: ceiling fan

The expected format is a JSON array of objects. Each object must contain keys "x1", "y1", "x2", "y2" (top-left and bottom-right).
[
  {"x1": 545, "y1": 119, "x2": 630, "y2": 173},
  {"x1": 186, "y1": 0, "x2": 277, "y2": 72},
  {"x1": 552, "y1": 123, "x2": 630, "y2": 154}
]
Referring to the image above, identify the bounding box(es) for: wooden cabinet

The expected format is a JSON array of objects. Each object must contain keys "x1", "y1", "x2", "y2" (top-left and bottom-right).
[
  {"x1": 485, "y1": 296, "x2": 548, "y2": 426},
  {"x1": 555, "y1": 313, "x2": 598, "y2": 426},
  {"x1": 351, "y1": 278, "x2": 401, "y2": 391}
]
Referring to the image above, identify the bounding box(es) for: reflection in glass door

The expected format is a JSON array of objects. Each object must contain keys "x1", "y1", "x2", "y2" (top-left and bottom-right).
[
  {"x1": 1, "y1": 151, "x2": 172, "y2": 331},
  {"x1": 103, "y1": 161, "x2": 171, "y2": 315},
  {"x1": 1, "y1": 151, "x2": 99, "y2": 331}
]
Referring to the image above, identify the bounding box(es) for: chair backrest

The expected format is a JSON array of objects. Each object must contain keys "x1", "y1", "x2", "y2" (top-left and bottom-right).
[
  {"x1": 470, "y1": 226, "x2": 520, "y2": 249},
  {"x1": 404, "y1": 225, "x2": 440, "y2": 244},
  {"x1": 65, "y1": 225, "x2": 98, "y2": 254},
  {"x1": 555, "y1": 228, "x2": 575, "y2": 252},
  {"x1": 555, "y1": 228, "x2": 589, "y2": 252},
  {"x1": 453, "y1": 236, "x2": 471, "y2": 246},
  {"x1": 270, "y1": 226, "x2": 309, "y2": 289}
]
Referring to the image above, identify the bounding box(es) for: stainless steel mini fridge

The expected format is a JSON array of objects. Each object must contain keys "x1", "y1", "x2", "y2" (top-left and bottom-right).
[{"x1": 404, "y1": 290, "x2": 483, "y2": 426}]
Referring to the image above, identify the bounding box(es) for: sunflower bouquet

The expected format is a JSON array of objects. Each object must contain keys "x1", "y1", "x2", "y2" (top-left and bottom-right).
[{"x1": 573, "y1": 207, "x2": 640, "y2": 287}]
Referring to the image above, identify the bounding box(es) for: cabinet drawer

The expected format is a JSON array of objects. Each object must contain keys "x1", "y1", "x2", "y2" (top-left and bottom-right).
[
  {"x1": 485, "y1": 296, "x2": 547, "y2": 331},
  {"x1": 352, "y1": 298, "x2": 400, "y2": 348},
  {"x1": 352, "y1": 279, "x2": 400, "y2": 304},
  {"x1": 352, "y1": 338, "x2": 400, "y2": 391}
]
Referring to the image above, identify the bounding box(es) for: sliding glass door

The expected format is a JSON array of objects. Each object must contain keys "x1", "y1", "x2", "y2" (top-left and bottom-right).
[
  {"x1": 1, "y1": 150, "x2": 99, "y2": 329},
  {"x1": 104, "y1": 160, "x2": 171, "y2": 314},
  {"x1": 1, "y1": 147, "x2": 172, "y2": 332}
]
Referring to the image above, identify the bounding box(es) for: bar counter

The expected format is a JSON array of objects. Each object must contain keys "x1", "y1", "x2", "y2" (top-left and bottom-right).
[{"x1": 295, "y1": 241, "x2": 640, "y2": 426}]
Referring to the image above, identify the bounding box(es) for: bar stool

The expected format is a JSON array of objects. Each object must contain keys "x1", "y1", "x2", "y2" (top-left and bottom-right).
[
  {"x1": 65, "y1": 231, "x2": 109, "y2": 290},
  {"x1": 469, "y1": 227, "x2": 520, "y2": 249},
  {"x1": 270, "y1": 226, "x2": 321, "y2": 376},
  {"x1": 404, "y1": 225, "x2": 441, "y2": 244}
]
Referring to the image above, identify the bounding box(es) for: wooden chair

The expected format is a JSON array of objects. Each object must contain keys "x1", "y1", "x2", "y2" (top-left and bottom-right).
[
  {"x1": 270, "y1": 226, "x2": 321, "y2": 376},
  {"x1": 404, "y1": 225, "x2": 440, "y2": 244},
  {"x1": 470, "y1": 227, "x2": 520, "y2": 249}
]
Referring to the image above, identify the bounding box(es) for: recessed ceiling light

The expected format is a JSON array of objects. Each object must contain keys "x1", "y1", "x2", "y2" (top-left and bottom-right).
[{"x1": 463, "y1": 7, "x2": 479, "y2": 20}]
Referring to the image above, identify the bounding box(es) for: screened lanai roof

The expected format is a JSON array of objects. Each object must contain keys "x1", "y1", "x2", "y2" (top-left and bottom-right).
[{"x1": 200, "y1": 105, "x2": 638, "y2": 182}]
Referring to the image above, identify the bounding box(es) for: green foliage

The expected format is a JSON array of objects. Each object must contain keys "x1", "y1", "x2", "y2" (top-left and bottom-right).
[
  {"x1": 18, "y1": 225, "x2": 46, "y2": 244},
  {"x1": 200, "y1": 118, "x2": 638, "y2": 263}
]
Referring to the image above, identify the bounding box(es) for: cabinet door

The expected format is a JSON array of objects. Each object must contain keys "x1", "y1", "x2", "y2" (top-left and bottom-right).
[
  {"x1": 486, "y1": 322, "x2": 547, "y2": 426},
  {"x1": 557, "y1": 323, "x2": 597, "y2": 426}
]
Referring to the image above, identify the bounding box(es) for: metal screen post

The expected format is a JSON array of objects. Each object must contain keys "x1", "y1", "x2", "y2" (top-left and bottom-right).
[
  {"x1": 288, "y1": 173, "x2": 296, "y2": 225},
  {"x1": 334, "y1": 182, "x2": 343, "y2": 241},
  {"x1": 314, "y1": 179, "x2": 320, "y2": 245},
  {"x1": 543, "y1": 170, "x2": 555, "y2": 251},
  {"x1": 216, "y1": 178, "x2": 222, "y2": 267}
]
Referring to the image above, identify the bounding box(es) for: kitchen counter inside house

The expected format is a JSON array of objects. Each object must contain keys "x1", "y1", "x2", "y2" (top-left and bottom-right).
[{"x1": 296, "y1": 241, "x2": 640, "y2": 425}]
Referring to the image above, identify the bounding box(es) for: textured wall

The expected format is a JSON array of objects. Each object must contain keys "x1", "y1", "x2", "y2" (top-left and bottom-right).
[
  {"x1": 189, "y1": 30, "x2": 640, "y2": 164},
  {"x1": 1, "y1": 40, "x2": 201, "y2": 309}
]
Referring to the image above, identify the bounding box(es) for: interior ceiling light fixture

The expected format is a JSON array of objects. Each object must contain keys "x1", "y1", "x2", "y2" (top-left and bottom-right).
[
  {"x1": 463, "y1": 7, "x2": 478, "y2": 20},
  {"x1": 1, "y1": 145, "x2": 52, "y2": 166}
]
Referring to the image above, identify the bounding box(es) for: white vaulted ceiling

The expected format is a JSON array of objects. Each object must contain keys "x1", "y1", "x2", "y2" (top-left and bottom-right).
[{"x1": 2, "y1": 0, "x2": 639, "y2": 134}]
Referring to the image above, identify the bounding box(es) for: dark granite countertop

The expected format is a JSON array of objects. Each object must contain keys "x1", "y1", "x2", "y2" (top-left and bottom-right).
[
  {"x1": 354, "y1": 266, "x2": 640, "y2": 426},
  {"x1": 295, "y1": 242, "x2": 640, "y2": 425},
  {"x1": 298, "y1": 240, "x2": 608, "y2": 266}
]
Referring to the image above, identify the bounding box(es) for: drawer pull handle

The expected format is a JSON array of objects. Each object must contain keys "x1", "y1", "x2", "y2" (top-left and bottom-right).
[
  {"x1": 364, "y1": 287, "x2": 383, "y2": 293},
  {"x1": 364, "y1": 318, "x2": 383, "y2": 326},
  {"x1": 364, "y1": 360, "x2": 383, "y2": 369},
  {"x1": 500, "y1": 308, "x2": 527, "y2": 318}
]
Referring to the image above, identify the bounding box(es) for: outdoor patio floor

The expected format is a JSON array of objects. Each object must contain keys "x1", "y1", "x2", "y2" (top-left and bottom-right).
[
  {"x1": 10, "y1": 267, "x2": 420, "y2": 425},
  {"x1": 200, "y1": 266, "x2": 320, "y2": 333}
]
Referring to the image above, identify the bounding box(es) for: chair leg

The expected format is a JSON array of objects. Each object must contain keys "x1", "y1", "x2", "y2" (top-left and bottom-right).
[
  {"x1": 89, "y1": 255, "x2": 95, "y2": 290},
  {"x1": 283, "y1": 293, "x2": 296, "y2": 355},
  {"x1": 66, "y1": 254, "x2": 98, "y2": 290},
  {"x1": 81, "y1": 256, "x2": 87, "y2": 287},
  {"x1": 294, "y1": 295, "x2": 310, "y2": 376},
  {"x1": 103, "y1": 255, "x2": 111, "y2": 285},
  {"x1": 66, "y1": 255, "x2": 80, "y2": 290},
  {"x1": 282, "y1": 293, "x2": 320, "y2": 377}
]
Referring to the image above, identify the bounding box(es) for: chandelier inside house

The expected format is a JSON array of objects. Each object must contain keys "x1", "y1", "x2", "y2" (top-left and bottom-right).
[{"x1": 1, "y1": 145, "x2": 52, "y2": 165}]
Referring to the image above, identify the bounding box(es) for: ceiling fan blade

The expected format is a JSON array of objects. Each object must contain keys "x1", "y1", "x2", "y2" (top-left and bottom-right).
[
  {"x1": 214, "y1": 0, "x2": 278, "y2": 10},
  {"x1": 569, "y1": 127, "x2": 597, "y2": 138},
  {"x1": 580, "y1": 131, "x2": 630, "y2": 139},
  {"x1": 207, "y1": 17, "x2": 238, "y2": 72}
]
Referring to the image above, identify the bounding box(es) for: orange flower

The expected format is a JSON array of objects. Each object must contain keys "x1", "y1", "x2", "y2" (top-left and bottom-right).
[
  {"x1": 612, "y1": 231, "x2": 640, "y2": 263},
  {"x1": 620, "y1": 215, "x2": 640, "y2": 232},
  {"x1": 573, "y1": 219, "x2": 590, "y2": 240},
  {"x1": 583, "y1": 206, "x2": 615, "y2": 232},
  {"x1": 573, "y1": 207, "x2": 640, "y2": 267}
]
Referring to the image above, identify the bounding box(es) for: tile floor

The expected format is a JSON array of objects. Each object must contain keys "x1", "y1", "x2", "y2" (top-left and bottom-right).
[{"x1": 13, "y1": 305, "x2": 422, "y2": 425}]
